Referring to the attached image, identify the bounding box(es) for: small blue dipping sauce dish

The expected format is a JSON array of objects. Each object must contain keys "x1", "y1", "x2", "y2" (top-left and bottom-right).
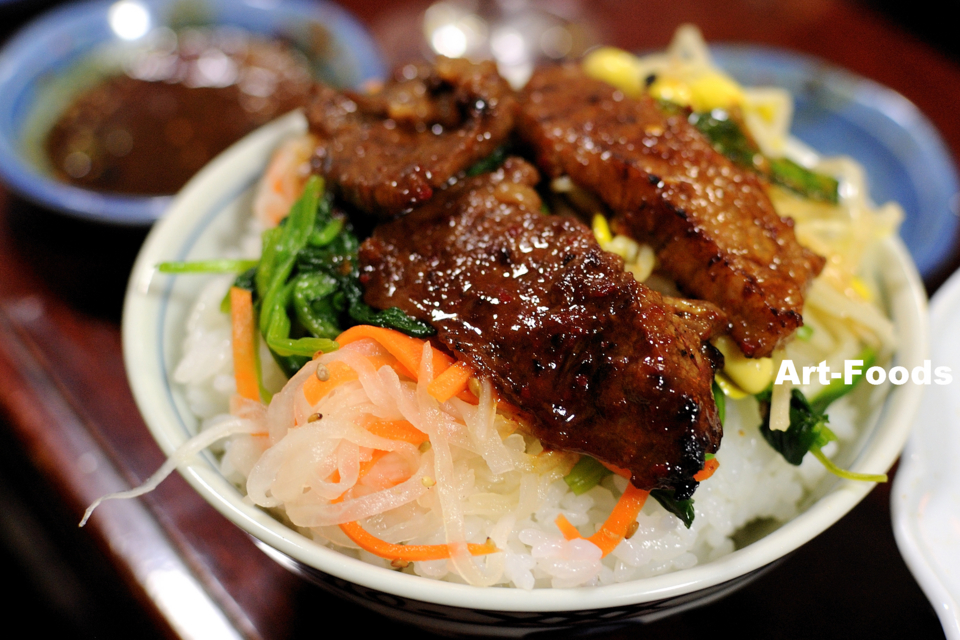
[{"x1": 0, "y1": 0, "x2": 383, "y2": 225}]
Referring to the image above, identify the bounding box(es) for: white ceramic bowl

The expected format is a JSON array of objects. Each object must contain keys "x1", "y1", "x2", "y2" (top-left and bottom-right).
[
  {"x1": 122, "y1": 110, "x2": 929, "y2": 636},
  {"x1": 893, "y1": 268, "x2": 960, "y2": 640}
]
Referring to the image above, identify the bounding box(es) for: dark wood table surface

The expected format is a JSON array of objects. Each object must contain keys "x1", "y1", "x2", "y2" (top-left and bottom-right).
[{"x1": 0, "y1": 0, "x2": 955, "y2": 638}]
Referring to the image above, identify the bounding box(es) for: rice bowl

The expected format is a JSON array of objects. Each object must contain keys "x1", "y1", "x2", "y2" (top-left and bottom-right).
[
  {"x1": 119, "y1": 26, "x2": 929, "y2": 633},
  {"x1": 121, "y1": 89, "x2": 926, "y2": 630}
]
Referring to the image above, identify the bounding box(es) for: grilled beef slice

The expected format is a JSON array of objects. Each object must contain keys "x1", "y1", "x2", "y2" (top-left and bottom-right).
[
  {"x1": 358, "y1": 158, "x2": 725, "y2": 498},
  {"x1": 307, "y1": 56, "x2": 517, "y2": 217},
  {"x1": 518, "y1": 64, "x2": 825, "y2": 358}
]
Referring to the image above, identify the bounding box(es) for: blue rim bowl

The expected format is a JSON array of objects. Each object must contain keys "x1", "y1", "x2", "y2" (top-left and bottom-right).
[{"x1": 0, "y1": 0, "x2": 384, "y2": 225}]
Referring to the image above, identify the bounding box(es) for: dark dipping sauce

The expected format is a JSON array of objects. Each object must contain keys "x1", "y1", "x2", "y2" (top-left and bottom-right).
[{"x1": 45, "y1": 28, "x2": 313, "y2": 196}]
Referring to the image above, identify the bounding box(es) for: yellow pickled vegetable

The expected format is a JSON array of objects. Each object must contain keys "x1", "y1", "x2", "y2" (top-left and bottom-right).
[
  {"x1": 582, "y1": 47, "x2": 643, "y2": 96},
  {"x1": 592, "y1": 213, "x2": 613, "y2": 245},
  {"x1": 713, "y1": 335, "x2": 773, "y2": 395},
  {"x1": 688, "y1": 72, "x2": 744, "y2": 111},
  {"x1": 648, "y1": 76, "x2": 692, "y2": 106},
  {"x1": 605, "y1": 235, "x2": 641, "y2": 262},
  {"x1": 714, "y1": 372, "x2": 749, "y2": 400}
]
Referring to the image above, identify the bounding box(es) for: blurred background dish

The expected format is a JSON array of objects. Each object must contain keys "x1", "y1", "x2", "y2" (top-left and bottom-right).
[{"x1": 0, "y1": 0, "x2": 384, "y2": 225}]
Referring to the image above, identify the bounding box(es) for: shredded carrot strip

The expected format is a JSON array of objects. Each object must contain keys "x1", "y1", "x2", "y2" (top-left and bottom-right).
[
  {"x1": 356, "y1": 450, "x2": 389, "y2": 480},
  {"x1": 336, "y1": 325, "x2": 454, "y2": 381},
  {"x1": 339, "y1": 520, "x2": 497, "y2": 562},
  {"x1": 364, "y1": 417, "x2": 428, "y2": 447},
  {"x1": 301, "y1": 354, "x2": 403, "y2": 405},
  {"x1": 693, "y1": 457, "x2": 720, "y2": 482},
  {"x1": 456, "y1": 389, "x2": 480, "y2": 404},
  {"x1": 600, "y1": 460, "x2": 632, "y2": 479},
  {"x1": 301, "y1": 360, "x2": 356, "y2": 405},
  {"x1": 555, "y1": 482, "x2": 649, "y2": 557},
  {"x1": 354, "y1": 420, "x2": 429, "y2": 487},
  {"x1": 334, "y1": 326, "x2": 515, "y2": 409},
  {"x1": 554, "y1": 514, "x2": 582, "y2": 540},
  {"x1": 325, "y1": 419, "x2": 429, "y2": 499},
  {"x1": 230, "y1": 287, "x2": 260, "y2": 402},
  {"x1": 427, "y1": 361, "x2": 473, "y2": 403}
]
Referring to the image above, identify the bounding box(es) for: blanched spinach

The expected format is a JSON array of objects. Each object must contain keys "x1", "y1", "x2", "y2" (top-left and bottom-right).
[
  {"x1": 684, "y1": 106, "x2": 839, "y2": 204},
  {"x1": 756, "y1": 366, "x2": 886, "y2": 483},
  {"x1": 561, "y1": 455, "x2": 711, "y2": 528},
  {"x1": 649, "y1": 490, "x2": 695, "y2": 529},
  {"x1": 768, "y1": 157, "x2": 840, "y2": 205},
  {"x1": 465, "y1": 145, "x2": 508, "y2": 177},
  {"x1": 688, "y1": 110, "x2": 763, "y2": 170},
  {"x1": 757, "y1": 387, "x2": 833, "y2": 466},
  {"x1": 246, "y1": 176, "x2": 433, "y2": 376},
  {"x1": 165, "y1": 176, "x2": 435, "y2": 378}
]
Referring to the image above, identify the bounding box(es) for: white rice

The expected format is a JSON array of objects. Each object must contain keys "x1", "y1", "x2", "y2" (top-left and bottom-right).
[{"x1": 174, "y1": 272, "x2": 839, "y2": 589}]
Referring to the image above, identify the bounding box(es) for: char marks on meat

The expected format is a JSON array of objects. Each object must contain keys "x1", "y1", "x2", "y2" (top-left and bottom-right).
[
  {"x1": 359, "y1": 157, "x2": 725, "y2": 498},
  {"x1": 306, "y1": 56, "x2": 516, "y2": 217},
  {"x1": 518, "y1": 65, "x2": 825, "y2": 358}
]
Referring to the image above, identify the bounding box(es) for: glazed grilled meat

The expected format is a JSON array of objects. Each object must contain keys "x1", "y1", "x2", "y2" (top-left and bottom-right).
[
  {"x1": 359, "y1": 158, "x2": 725, "y2": 498},
  {"x1": 306, "y1": 56, "x2": 516, "y2": 217},
  {"x1": 518, "y1": 65, "x2": 825, "y2": 358}
]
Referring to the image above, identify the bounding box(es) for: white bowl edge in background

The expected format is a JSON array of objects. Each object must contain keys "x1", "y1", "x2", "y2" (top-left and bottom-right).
[{"x1": 893, "y1": 269, "x2": 960, "y2": 640}]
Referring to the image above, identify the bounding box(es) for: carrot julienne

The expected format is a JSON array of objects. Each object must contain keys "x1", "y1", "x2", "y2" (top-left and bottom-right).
[
  {"x1": 334, "y1": 326, "x2": 483, "y2": 404},
  {"x1": 555, "y1": 482, "x2": 649, "y2": 557},
  {"x1": 355, "y1": 451, "x2": 389, "y2": 481},
  {"x1": 301, "y1": 354, "x2": 406, "y2": 405},
  {"x1": 354, "y1": 418, "x2": 429, "y2": 485},
  {"x1": 554, "y1": 514, "x2": 582, "y2": 540},
  {"x1": 331, "y1": 454, "x2": 497, "y2": 564},
  {"x1": 230, "y1": 287, "x2": 260, "y2": 402},
  {"x1": 337, "y1": 325, "x2": 454, "y2": 381},
  {"x1": 693, "y1": 457, "x2": 720, "y2": 482},
  {"x1": 339, "y1": 520, "x2": 498, "y2": 562},
  {"x1": 363, "y1": 417, "x2": 428, "y2": 446},
  {"x1": 427, "y1": 360, "x2": 473, "y2": 403},
  {"x1": 600, "y1": 460, "x2": 631, "y2": 478}
]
